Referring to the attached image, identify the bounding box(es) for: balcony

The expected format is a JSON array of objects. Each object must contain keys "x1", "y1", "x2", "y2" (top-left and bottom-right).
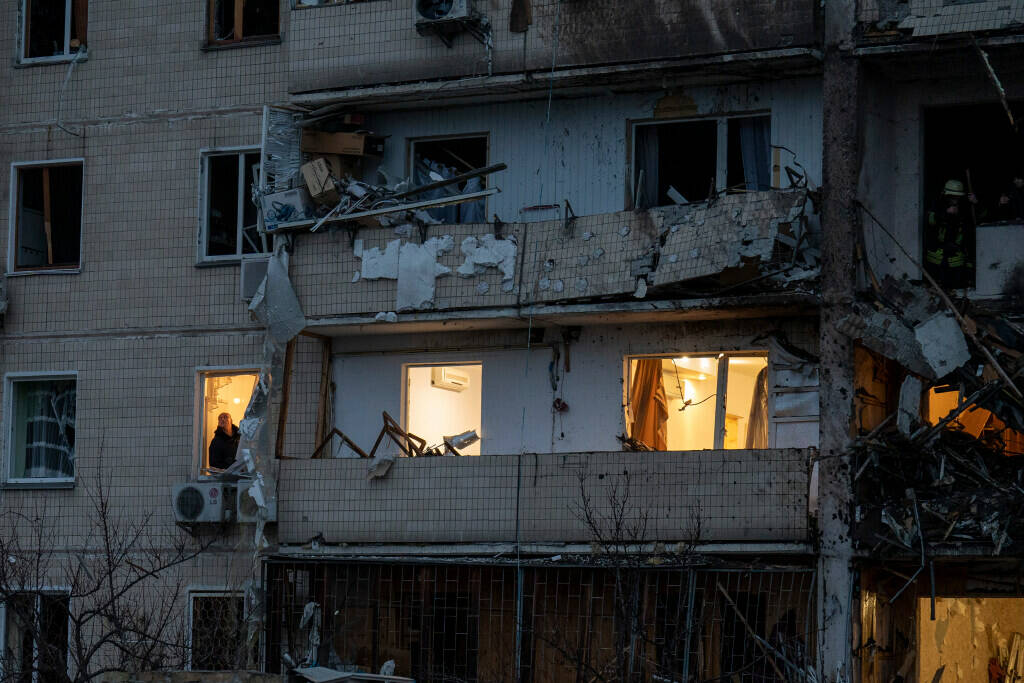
[{"x1": 277, "y1": 448, "x2": 812, "y2": 547}]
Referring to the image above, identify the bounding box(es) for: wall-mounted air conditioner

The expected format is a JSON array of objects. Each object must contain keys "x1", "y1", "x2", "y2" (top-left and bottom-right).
[
  {"x1": 172, "y1": 482, "x2": 235, "y2": 524},
  {"x1": 431, "y1": 366, "x2": 470, "y2": 392},
  {"x1": 240, "y1": 254, "x2": 271, "y2": 302},
  {"x1": 236, "y1": 479, "x2": 277, "y2": 524},
  {"x1": 415, "y1": 0, "x2": 474, "y2": 23}
]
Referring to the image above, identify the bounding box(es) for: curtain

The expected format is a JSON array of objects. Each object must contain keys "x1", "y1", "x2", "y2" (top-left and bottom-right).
[
  {"x1": 629, "y1": 359, "x2": 668, "y2": 450},
  {"x1": 634, "y1": 125, "x2": 660, "y2": 209},
  {"x1": 19, "y1": 381, "x2": 75, "y2": 478},
  {"x1": 72, "y1": 0, "x2": 87, "y2": 47},
  {"x1": 417, "y1": 158, "x2": 459, "y2": 224},
  {"x1": 745, "y1": 367, "x2": 770, "y2": 449},
  {"x1": 461, "y1": 176, "x2": 486, "y2": 223},
  {"x1": 738, "y1": 117, "x2": 771, "y2": 191}
]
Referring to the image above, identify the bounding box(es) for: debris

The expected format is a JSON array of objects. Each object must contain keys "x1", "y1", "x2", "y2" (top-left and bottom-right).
[
  {"x1": 633, "y1": 278, "x2": 648, "y2": 298},
  {"x1": 582, "y1": 231, "x2": 593, "y2": 241},
  {"x1": 456, "y1": 234, "x2": 517, "y2": 283},
  {"x1": 374, "y1": 311, "x2": 398, "y2": 323},
  {"x1": 666, "y1": 185, "x2": 687, "y2": 205},
  {"x1": 351, "y1": 271, "x2": 360, "y2": 283},
  {"x1": 396, "y1": 236, "x2": 454, "y2": 311},
  {"x1": 619, "y1": 225, "x2": 631, "y2": 237},
  {"x1": 574, "y1": 278, "x2": 588, "y2": 292},
  {"x1": 475, "y1": 281, "x2": 489, "y2": 294},
  {"x1": 261, "y1": 187, "x2": 316, "y2": 231},
  {"x1": 249, "y1": 250, "x2": 306, "y2": 347},
  {"x1": 897, "y1": 375, "x2": 922, "y2": 436},
  {"x1": 366, "y1": 452, "x2": 396, "y2": 480},
  {"x1": 551, "y1": 279, "x2": 564, "y2": 293},
  {"x1": 914, "y1": 312, "x2": 971, "y2": 377}
]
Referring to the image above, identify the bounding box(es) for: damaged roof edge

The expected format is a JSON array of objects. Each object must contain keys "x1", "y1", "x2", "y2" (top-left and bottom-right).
[{"x1": 303, "y1": 293, "x2": 819, "y2": 335}]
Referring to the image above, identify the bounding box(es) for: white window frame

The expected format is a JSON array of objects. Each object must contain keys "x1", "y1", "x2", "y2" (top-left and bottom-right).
[
  {"x1": 197, "y1": 147, "x2": 266, "y2": 265},
  {"x1": 628, "y1": 112, "x2": 772, "y2": 207},
  {"x1": 3, "y1": 371, "x2": 77, "y2": 487},
  {"x1": 19, "y1": 0, "x2": 82, "y2": 64},
  {"x1": 623, "y1": 351, "x2": 770, "y2": 450},
  {"x1": 7, "y1": 159, "x2": 85, "y2": 276},
  {"x1": 186, "y1": 588, "x2": 248, "y2": 672},
  {"x1": 0, "y1": 588, "x2": 73, "y2": 683},
  {"x1": 194, "y1": 367, "x2": 259, "y2": 479}
]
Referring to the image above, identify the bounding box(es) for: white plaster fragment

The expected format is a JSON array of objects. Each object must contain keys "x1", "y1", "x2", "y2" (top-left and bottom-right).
[
  {"x1": 574, "y1": 278, "x2": 588, "y2": 292},
  {"x1": 582, "y1": 231, "x2": 594, "y2": 241},
  {"x1": 552, "y1": 279, "x2": 564, "y2": 293},
  {"x1": 396, "y1": 236, "x2": 454, "y2": 311},
  {"x1": 619, "y1": 225, "x2": 631, "y2": 237},
  {"x1": 393, "y1": 224, "x2": 412, "y2": 237},
  {"x1": 577, "y1": 254, "x2": 589, "y2": 266},
  {"x1": 634, "y1": 279, "x2": 648, "y2": 298},
  {"x1": 353, "y1": 238, "x2": 364, "y2": 258},
  {"x1": 359, "y1": 239, "x2": 401, "y2": 280},
  {"x1": 374, "y1": 311, "x2": 398, "y2": 322},
  {"x1": 914, "y1": 312, "x2": 971, "y2": 376},
  {"x1": 351, "y1": 271, "x2": 360, "y2": 283},
  {"x1": 543, "y1": 259, "x2": 555, "y2": 272},
  {"x1": 539, "y1": 278, "x2": 550, "y2": 291},
  {"x1": 670, "y1": 224, "x2": 680, "y2": 233},
  {"x1": 475, "y1": 281, "x2": 490, "y2": 294},
  {"x1": 690, "y1": 248, "x2": 701, "y2": 258},
  {"x1": 456, "y1": 234, "x2": 517, "y2": 284},
  {"x1": 593, "y1": 248, "x2": 605, "y2": 259},
  {"x1": 897, "y1": 375, "x2": 922, "y2": 436},
  {"x1": 669, "y1": 254, "x2": 679, "y2": 263}
]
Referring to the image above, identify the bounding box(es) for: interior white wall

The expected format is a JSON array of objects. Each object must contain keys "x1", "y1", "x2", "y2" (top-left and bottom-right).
[
  {"x1": 367, "y1": 78, "x2": 823, "y2": 222},
  {"x1": 406, "y1": 364, "x2": 482, "y2": 454}
]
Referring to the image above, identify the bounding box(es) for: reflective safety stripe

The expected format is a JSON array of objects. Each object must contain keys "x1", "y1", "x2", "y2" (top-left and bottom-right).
[
  {"x1": 947, "y1": 253, "x2": 966, "y2": 267},
  {"x1": 926, "y1": 249, "x2": 944, "y2": 265}
]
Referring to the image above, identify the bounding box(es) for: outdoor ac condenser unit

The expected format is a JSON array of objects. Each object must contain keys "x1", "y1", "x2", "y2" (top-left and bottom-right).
[
  {"x1": 240, "y1": 254, "x2": 270, "y2": 302},
  {"x1": 414, "y1": 0, "x2": 474, "y2": 23},
  {"x1": 172, "y1": 482, "x2": 234, "y2": 524},
  {"x1": 236, "y1": 479, "x2": 277, "y2": 524}
]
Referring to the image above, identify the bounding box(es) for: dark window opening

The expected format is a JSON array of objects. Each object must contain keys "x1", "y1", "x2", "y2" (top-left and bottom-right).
[
  {"x1": 411, "y1": 136, "x2": 488, "y2": 224},
  {"x1": 923, "y1": 103, "x2": 1024, "y2": 289},
  {"x1": 3, "y1": 592, "x2": 70, "y2": 683},
  {"x1": 209, "y1": 0, "x2": 279, "y2": 45},
  {"x1": 190, "y1": 594, "x2": 247, "y2": 670},
  {"x1": 205, "y1": 152, "x2": 264, "y2": 258},
  {"x1": 15, "y1": 165, "x2": 82, "y2": 270},
  {"x1": 24, "y1": 0, "x2": 86, "y2": 59}
]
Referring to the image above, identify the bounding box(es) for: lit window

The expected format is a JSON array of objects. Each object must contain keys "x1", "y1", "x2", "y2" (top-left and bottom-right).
[
  {"x1": 5, "y1": 375, "x2": 76, "y2": 483},
  {"x1": 632, "y1": 114, "x2": 771, "y2": 208},
  {"x1": 410, "y1": 135, "x2": 488, "y2": 224},
  {"x1": 207, "y1": 0, "x2": 279, "y2": 45},
  {"x1": 626, "y1": 354, "x2": 769, "y2": 450},
  {"x1": 189, "y1": 592, "x2": 246, "y2": 671},
  {"x1": 1, "y1": 591, "x2": 70, "y2": 683},
  {"x1": 202, "y1": 151, "x2": 267, "y2": 261},
  {"x1": 21, "y1": 0, "x2": 86, "y2": 61},
  {"x1": 199, "y1": 371, "x2": 257, "y2": 474},
  {"x1": 12, "y1": 163, "x2": 83, "y2": 271},
  {"x1": 405, "y1": 364, "x2": 482, "y2": 455}
]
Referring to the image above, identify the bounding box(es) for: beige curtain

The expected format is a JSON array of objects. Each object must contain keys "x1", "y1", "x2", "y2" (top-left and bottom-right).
[
  {"x1": 73, "y1": 0, "x2": 87, "y2": 46},
  {"x1": 745, "y1": 367, "x2": 770, "y2": 449},
  {"x1": 629, "y1": 359, "x2": 668, "y2": 450}
]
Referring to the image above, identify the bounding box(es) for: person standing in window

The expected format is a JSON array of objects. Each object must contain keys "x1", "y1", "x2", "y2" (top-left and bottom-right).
[{"x1": 209, "y1": 412, "x2": 240, "y2": 470}]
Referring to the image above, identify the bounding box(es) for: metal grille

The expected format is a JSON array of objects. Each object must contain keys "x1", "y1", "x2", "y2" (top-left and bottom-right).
[{"x1": 265, "y1": 561, "x2": 816, "y2": 683}]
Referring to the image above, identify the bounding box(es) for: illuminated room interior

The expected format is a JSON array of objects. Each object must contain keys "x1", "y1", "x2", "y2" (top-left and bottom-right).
[
  {"x1": 406, "y1": 363, "x2": 483, "y2": 455},
  {"x1": 202, "y1": 371, "x2": 258, "y2": 469}
]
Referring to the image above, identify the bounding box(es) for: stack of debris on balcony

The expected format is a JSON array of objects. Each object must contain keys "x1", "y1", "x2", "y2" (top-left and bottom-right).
[
  {"x1": 840, "y1": 274, "x2": 1024, "y2": 557},
  {"x1": 857, "y1": 0, "x2": 1024, "y2": 38}
]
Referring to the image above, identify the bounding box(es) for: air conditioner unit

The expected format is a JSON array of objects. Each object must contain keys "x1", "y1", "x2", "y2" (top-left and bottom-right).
[
  {"x1": 172, "y1": 482, "x2": 235, "y2": 524},
  {"x1": 414, "y1": 0, "x2": 474, "y2": 23},
  {"x1": 240, "y1": 255, "x2": 271, "y2": 302},
  {"x1": 431, "y1": 366, "x2": 470, "y2": 392},
  {"x1": 236, "y1": 479, "x2": 277, "y2": 524}
]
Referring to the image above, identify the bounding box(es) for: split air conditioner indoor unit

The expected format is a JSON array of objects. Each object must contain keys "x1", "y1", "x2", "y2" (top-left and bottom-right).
[
  {"x1": 431, "y1": 366, "x2": 470, "y2": 392},
  {"x1": 414, "y1": 0, "x2": 474, "y2": 23},
  {"x1": 236, "y1": 478, "x2": 277, "y2": 524},
  {"x1": 172, "y1": 482, "x2": 235, "y2": 524}
]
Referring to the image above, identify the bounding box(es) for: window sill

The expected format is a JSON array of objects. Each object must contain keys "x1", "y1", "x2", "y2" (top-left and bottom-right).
[
  {"x1": 2, "y1": 480, "x2": 75, "y2": 490},
  {"x1": 202, "y1": 37, "x2": 282, "y2": 52},
  {"x1": 196, "y1": 257, "x2": 243, "y2": 268},
  {"x1": 14, "y1": 53, "x2": 88, "y2": 68},
  {"x1": 6, "y1": 267, "x2": 81, "y2": 277},
  {"x1": 293, "y1": 0, "x2": 373, "y2": 9}
]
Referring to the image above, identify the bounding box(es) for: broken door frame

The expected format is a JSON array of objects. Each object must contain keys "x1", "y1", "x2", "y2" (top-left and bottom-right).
[{"x1": 6, "y1": 158, "x2": 84, "y2": 275}]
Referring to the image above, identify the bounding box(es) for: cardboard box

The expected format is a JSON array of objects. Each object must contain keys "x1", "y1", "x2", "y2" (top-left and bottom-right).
[
  {"x1": 260, "y1": 187, "x2": 316, "y2": 230},
  {"x1": 301, "y1": 130, "x2": 385, "y2": 157},
  {"x1": 301, "y1": 158, "x2": 340, "y2": 206}
]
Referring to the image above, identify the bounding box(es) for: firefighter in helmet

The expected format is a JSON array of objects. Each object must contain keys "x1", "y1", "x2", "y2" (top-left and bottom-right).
[{"x1": 926, "y1": 179, "x2": 976, "y2": 289}]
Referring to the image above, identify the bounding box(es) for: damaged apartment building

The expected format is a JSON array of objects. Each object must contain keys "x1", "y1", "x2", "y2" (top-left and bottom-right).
[{"x1": 0, "y1": 0, "x2": 1022, "y2": 682}]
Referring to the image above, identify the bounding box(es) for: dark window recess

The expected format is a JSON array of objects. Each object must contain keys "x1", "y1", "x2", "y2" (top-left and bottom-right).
[
  {"x1": 412, "y1": 137, "x2": 488, "y2": 224},
  {"x1": 16, "y1": 165, "x2": 82, "y2": 270},
  {"x1": 206, "y1": 152, "x2": 263, "y2": 258},
  {"x1": 3, "y1": 592, "x2": 70, "y2": 683},
  {"x1": 922, "y1": 103, "x2": 1024, "y2": 289},
  {"x1": 727, "y1": 116, "x2": 772, "y2": 192},
  {"x1": 191, "y1": 595, "x2": 246, "y2": 670},
  {"x1": 25, "y1": 0, "x2": 86, "y2": 59},
  {"x1": 634, "y1": 120, "x2": 717, "y2": 208},
  {"x1": 209, "y1": 0, "x2": 279, "y2": 44}
]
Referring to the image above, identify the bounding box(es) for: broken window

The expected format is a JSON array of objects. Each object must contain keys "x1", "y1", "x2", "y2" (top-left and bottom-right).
[
  {"x1": 202, "y1": 151, "x2": 267, "y2": 260},
  {"x1": 405, "y1": 364, "x2": 482, "y2": 455},
  {"x1": 411, "y1": 135, "x2": 488, "y2": 224},
  {"x1": 199, "y1": 370, "x2": 258, "y2": 474},
  {"x1": 13, "y1": 163, "x2": 82, "y2": 271},
  {"x1": 626, "y1": 354, "x2": 769, "y2": 451},
  {"x1": 925, "y1": 385, "x2": 1024, "y2": 456},
  {"x1": 632, "y1": 114, "x2": 771, "y2": 208},
  {"x1": 207, "y1": 0, "x2": 279, "y2": 45},
  {"x1": 6, "y1": 376, "x2": 76, "y2": 483},
  {"x1": 22, "y1": 0, "x2": 86, "y2": 61},
  {"x1": 1, "y1": 591, "x2": 70, "y2": 683},
  {"x1": 189, "y1": 592, "x2": 247, "y2": 671},
  {"x1": 922, "y1": 103, "x2": 1024, "y2": 289}
]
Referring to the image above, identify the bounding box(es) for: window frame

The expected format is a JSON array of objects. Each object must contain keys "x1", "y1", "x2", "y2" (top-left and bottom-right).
[
  {"x1": 0, "y1": 588, "x2": 72, "y2": 683},
  {"x1": 623, "y1": 351, "x2": 771, "y2": 451},
  {"x1": 3, "y1": 371, "x2": 78, "y2": 488},
  {"x1": 407, "y1": 133, "x2": 490, "y2": 224},
  {"x1": 186, "y1": 589, "x2": 249, "y2": 672},
  {"x1": 206, "y1": 0, "x2": 280, "y2": 47},
  {"x1": 197, "y1": 147, "x2": 267, "y2": 265},
  {"x1": 7, "y1": 159, "x2": 85, "y2": 276},
  {"x1": 19, "y1": 0, "x2": 84, "y2": 65},
  {"x1": 401, "y1": 361, "x2": 484, "y2": 454},
  {"x1": 194, "y1": 367, "x2": 259, "y2": 479},
  {"x1": 626, "y1": 112, "x2": 772, "y2": 210}
]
